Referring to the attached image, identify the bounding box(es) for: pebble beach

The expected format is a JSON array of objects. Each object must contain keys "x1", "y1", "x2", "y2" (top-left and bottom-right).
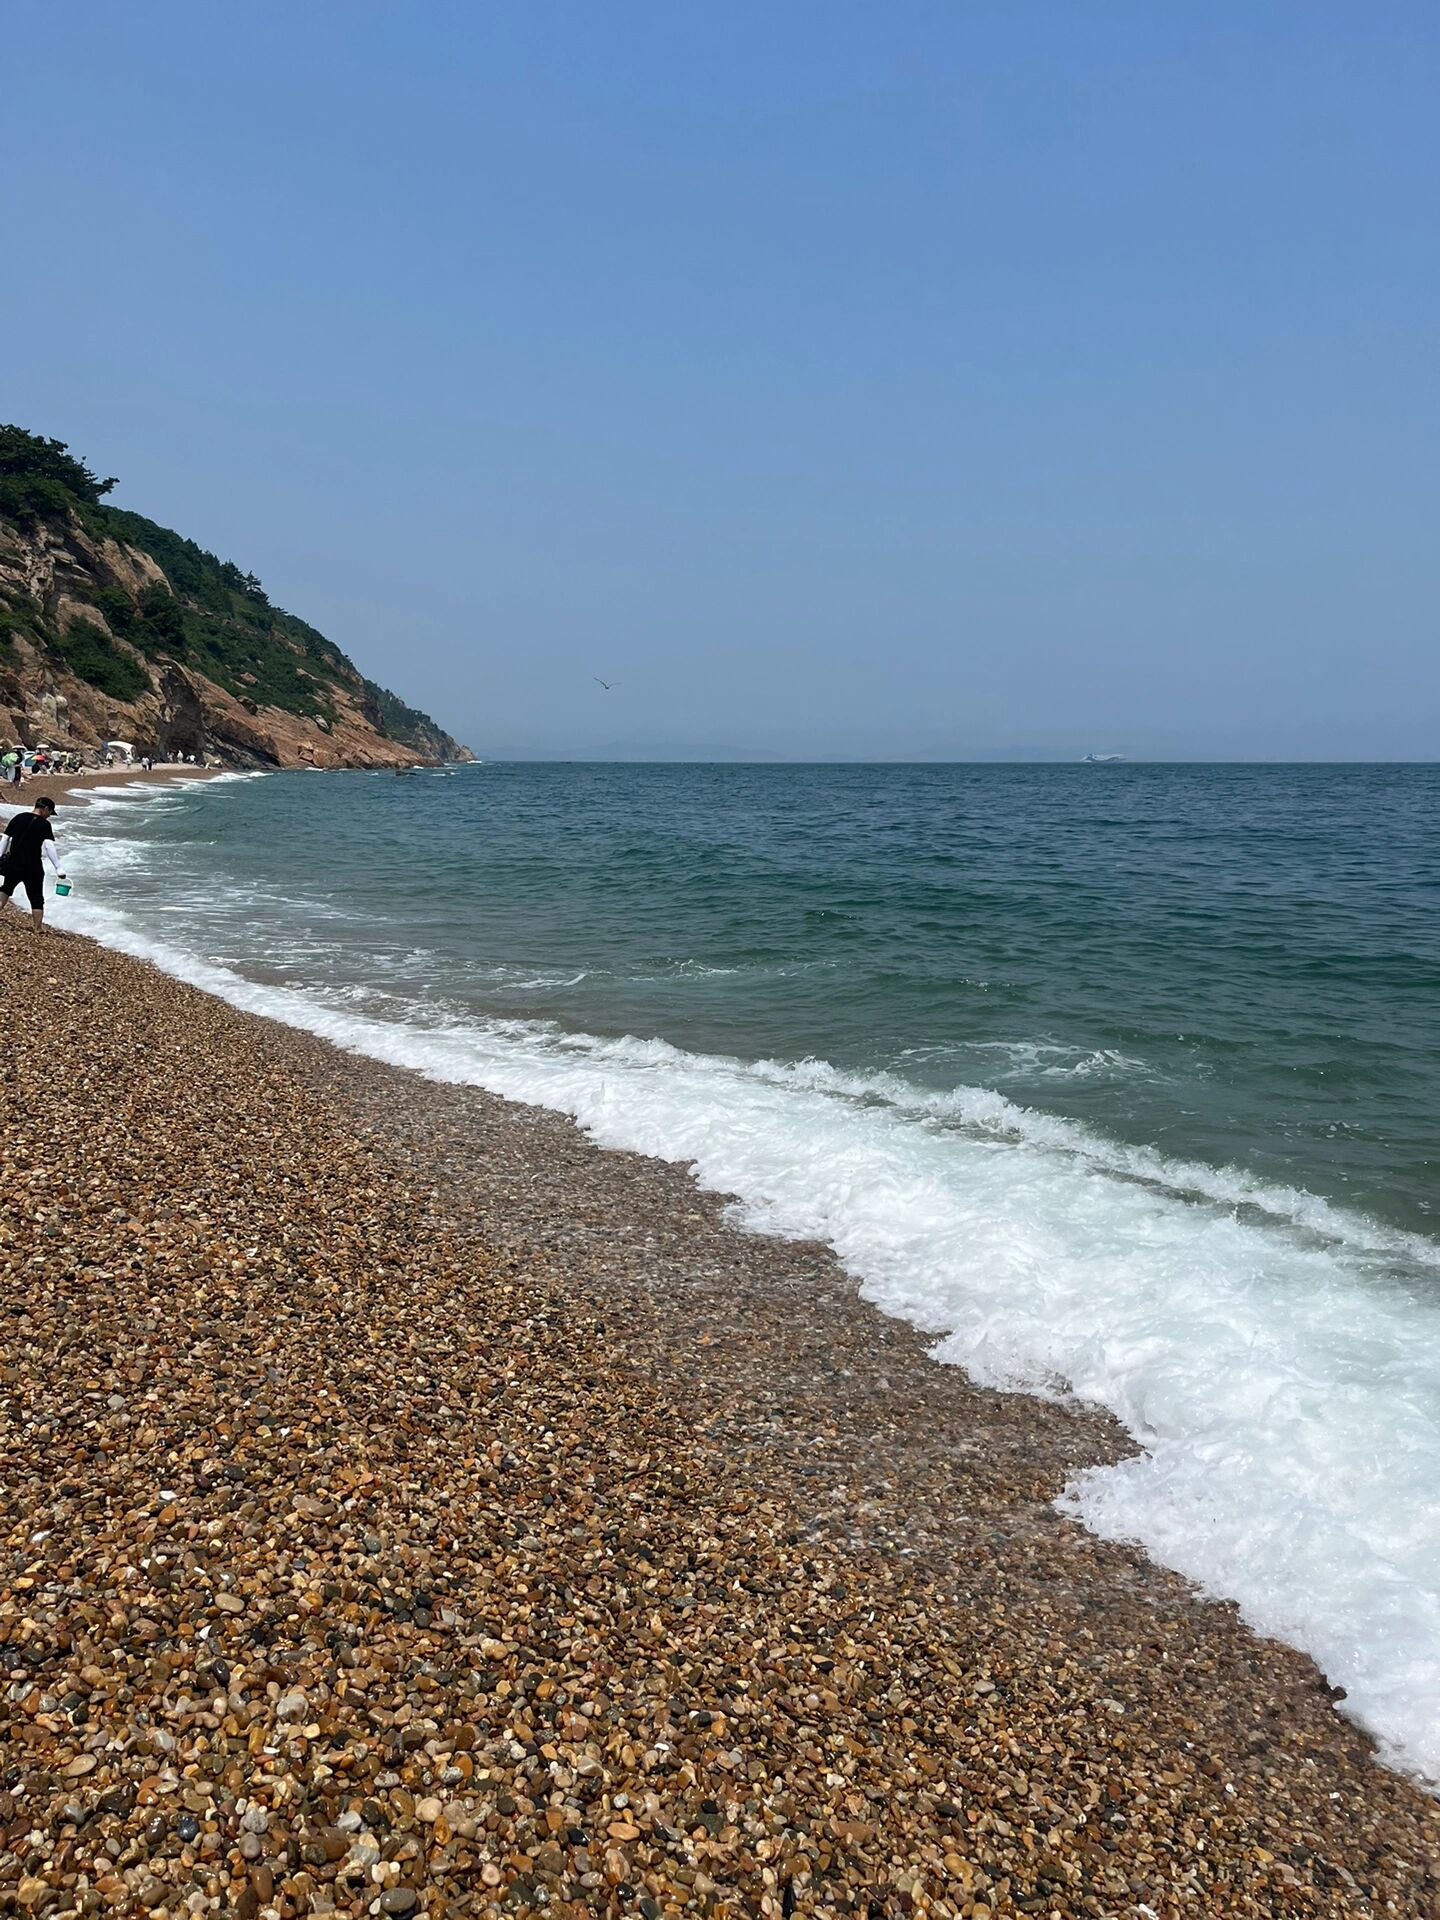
[{"x1": 2, "y1": 919, "x2": 1438, "y2": 1920}]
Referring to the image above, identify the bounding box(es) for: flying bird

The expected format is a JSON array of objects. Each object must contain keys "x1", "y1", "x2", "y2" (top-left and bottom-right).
[{"x1": 594, "y1": 677, "x2": 618, "y2": 691}]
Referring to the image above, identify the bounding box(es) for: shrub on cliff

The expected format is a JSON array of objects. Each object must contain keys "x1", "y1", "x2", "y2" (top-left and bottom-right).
[{"x1": 54, "y1": 617, "x2": 149, "y2": 701}]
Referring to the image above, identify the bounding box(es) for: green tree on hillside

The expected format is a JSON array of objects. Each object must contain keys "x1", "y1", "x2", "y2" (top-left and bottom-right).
[
  {"x1": 0, "y1": 425, "x2": 117, "y2": 523},
  {"x1": 135, "y1": 584, "x2": 189, "y2": 654}
]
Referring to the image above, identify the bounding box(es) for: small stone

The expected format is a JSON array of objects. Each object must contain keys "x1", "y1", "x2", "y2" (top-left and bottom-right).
[
  {"x1": 379, "y1": 1892, "x2": 418, "y2": 1915},
  {"x1": 177, "y1": 1812, "x2": 200, "y2": 1842},
  {"x1": 241, "y1": 1807, "x2": 270, "y2": 1834},
  {"x1": 239, "y1": 1832, "x2": 263, "y2": 1861},
  {"x1": 416, "y1": 1795, "x2": 443, "y2": 1822},
  {"x1": 275, "y1": 1689, "x2": 307, "y2": 1719}
]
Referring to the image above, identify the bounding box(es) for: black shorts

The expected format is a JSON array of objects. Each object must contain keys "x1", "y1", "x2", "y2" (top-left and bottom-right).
[{"x1": 1, "y1": 869, "x2": 44, "y2": 909}]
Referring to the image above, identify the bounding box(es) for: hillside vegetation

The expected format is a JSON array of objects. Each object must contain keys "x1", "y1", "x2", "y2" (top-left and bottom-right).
[{"x1": 0, "y1": 426, "x2": 468, "y2": 766}]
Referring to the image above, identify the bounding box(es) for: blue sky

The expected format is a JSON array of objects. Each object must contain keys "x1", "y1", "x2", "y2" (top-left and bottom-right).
[{"x1": 5, "y1": 2, "x2": 1437, "y2": 757}]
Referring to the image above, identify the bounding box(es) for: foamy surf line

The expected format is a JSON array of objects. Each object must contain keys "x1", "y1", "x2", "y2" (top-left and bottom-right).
[{"x1": 52, "y1": 788, "x2": 1440, "y2": 1787}]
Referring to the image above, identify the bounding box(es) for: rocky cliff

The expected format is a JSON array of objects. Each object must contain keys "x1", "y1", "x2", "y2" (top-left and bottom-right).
[{"x1": 0, "y1": 428, "x2": 471, "y2": 768}]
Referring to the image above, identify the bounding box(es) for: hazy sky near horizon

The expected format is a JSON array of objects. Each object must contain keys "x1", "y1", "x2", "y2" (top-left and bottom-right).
[{"x1": 5, "y1": 2, "x2": 1438, "y2": 759}]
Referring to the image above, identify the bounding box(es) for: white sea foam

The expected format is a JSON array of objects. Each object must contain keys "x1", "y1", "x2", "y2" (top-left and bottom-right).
[
  {"x1": 83, "y1": 783, "x2": 173, "y2": 800},
  {"x1": 901, "y1": 1039, "x2": 1158, "y2": 1082},
  {"x1": 54, "y1": 853, "x2": 1440, "y2": 1786},
  {"x1": 60, "y1": 837, "x2": 157, "y2": 871},
  {"x1": 741, "y1": 1056, "x2": 1440, "y2": 1270}
]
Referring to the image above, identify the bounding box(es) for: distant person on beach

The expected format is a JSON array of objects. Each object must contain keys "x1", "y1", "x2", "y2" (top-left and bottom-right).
[{"x1": 0, "y1": 797, "x2": 65, "y2": 933}]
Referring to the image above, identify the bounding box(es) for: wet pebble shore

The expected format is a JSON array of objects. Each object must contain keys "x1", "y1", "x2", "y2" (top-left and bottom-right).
[{"x1": 1, "y1": 922, "x2": 1436, "y2": 1918}]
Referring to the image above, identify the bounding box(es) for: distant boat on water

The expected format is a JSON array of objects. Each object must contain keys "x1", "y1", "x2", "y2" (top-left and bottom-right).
[{"x1": 1082, "y1": 752, "x2": 1126, "y2": 764}]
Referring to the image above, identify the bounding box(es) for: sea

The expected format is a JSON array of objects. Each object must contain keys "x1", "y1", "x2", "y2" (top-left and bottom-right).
[{"x1": 47, "y1": 760, "x2": 1440, "y2": 1784}]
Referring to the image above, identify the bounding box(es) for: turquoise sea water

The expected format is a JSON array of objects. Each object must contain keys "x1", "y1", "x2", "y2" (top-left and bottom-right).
[{"x1": 53, "y1": 762, "x2": 1440, "y2": 1782}]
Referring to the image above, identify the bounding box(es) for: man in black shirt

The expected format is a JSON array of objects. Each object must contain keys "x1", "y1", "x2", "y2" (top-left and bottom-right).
[{"x1": 0, "y1": 796, "x2": 64, "y2": 933}]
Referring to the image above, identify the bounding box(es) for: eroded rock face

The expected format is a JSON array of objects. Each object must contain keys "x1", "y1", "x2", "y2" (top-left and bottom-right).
[
  {"x1": 25, "y1": 682, "x2": 70, "y2": 741},
  {"x1": 154, "y1": 664, "x2": 207, "y2": 760},
  {"x1": 0, "y1": 512, "x2": 469, "y2": 767}
]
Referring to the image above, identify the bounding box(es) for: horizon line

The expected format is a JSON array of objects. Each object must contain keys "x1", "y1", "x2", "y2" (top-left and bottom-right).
[{"x1": 460, "y1": 754, "x2": 1440, "y2": 768}]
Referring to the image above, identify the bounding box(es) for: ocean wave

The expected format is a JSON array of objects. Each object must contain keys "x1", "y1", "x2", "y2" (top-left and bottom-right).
[
  {"x1": 54, "y1": 883, "x2": 1440, "y2": 1786},
  {"x1": 474, "y1": 966, "x2": 591, "y2": 991},
  {"x1": 56, "y1": 836, "x2": 158, "y2": 871},
  {"x1": 742, "y1": 1055, "x2": 1440, "y2": 1271},
  {"x1": 81, "y1": 783, "x2": 180, "y2": 801},
  {"x1": 900, "y1": 1039, "x2": 1157, "y2": 1082}
]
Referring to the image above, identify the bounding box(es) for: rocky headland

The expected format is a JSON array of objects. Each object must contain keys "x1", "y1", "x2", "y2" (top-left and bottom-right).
[{"x1": 0, "y1": 428, "x2": 470, "y2": 770}]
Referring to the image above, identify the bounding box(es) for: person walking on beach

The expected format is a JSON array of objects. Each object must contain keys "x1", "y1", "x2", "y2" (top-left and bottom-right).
[{"x1": 0, "y1": 797, "x2": 65, "y2": 933}]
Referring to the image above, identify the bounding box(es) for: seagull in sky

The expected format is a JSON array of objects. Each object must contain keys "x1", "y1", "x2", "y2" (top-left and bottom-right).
[{"x1": 594, "y1": 677, "x2": 618, "y2": 691}]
